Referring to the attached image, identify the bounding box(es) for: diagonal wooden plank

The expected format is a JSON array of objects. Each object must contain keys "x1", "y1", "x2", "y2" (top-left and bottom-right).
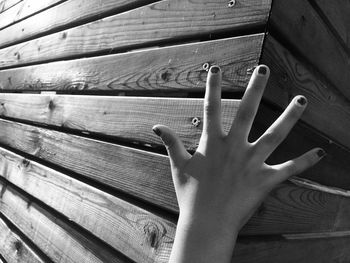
[
  {"x1": 0, "y1": 0, "x2": 158, "y2": 48},
  {"x1": 1, "y1": 149, "x2": 350, "y2": 262},
  {"x1": 0, "y1": 217, "x2": 44, "y2": 263},
  {"x1": 0, "y1": 34, "x2": 263, "y2": 92},
  {"x1": 0, "y1": 0, "x2": 22, "y2": 14},
  {"x1": 0, "y1": 181, "x2": 136, "y2": 263},
  {"x1": 0, "y1": 94, "x2": 349, "y2": 189},
  {"x1": 1, "y1": 125, "x2": 350, "y2": 236},
  {"x1": 0, "y1": 0, "x2": 65, "y2": 30},
  {"x1": 0, "y1": 0, "x2": 271, "y2": 68}
]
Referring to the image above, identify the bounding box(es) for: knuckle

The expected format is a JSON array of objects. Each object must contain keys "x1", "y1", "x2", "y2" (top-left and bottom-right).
[{"x1": 203, "y1": 101, "x2": 217, "y2": 116}]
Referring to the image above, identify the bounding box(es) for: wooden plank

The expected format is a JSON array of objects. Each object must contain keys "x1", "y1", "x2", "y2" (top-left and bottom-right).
[
  {"x1": 0, "y1": 0, "x2": 158, "y2": 48},
  {"x1": 0, "y1": 94, "x2": 350, "y2": 188},
  {"x1": 0, "y1": 217, "x2": 44, "y2": 263},
  {"x1": 1, "y1": 123, "x2": 350, "y2": 236},
  {"x1": 1, "y1": 152, "x2": 350, "y2": 263},
  {"x1": 0, "y1": 154, "x2": 176, "y2": 263},
  {"x1": 270, "y1": 0, "x2": 350, "y2": 101},
  {"x1": 0, "y1": 181, "x2": 136, "y2": 263},
  {"x1": 260, "y1": 36, "x2": 350, "y2": 150},
  {"x1": 0, "y1": 0, "x2": 271, "y2": 68},
  {"x1": 0, "y1": 0, "x2": 22, "y2": 14},
  {"x1": 0, "y1": 34, "x2": 263, "y2": 92},
  {"x1": 0, "y1": 0, "x2": 65, "y2": 30},
  {"x1": 311, "y1": 0, "x2": 350, "y2": 50}
]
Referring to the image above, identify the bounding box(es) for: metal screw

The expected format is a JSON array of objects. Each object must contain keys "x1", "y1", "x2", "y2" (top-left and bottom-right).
[
  {"x1": 191, "y1": 117, "x2": 201, "y2": 127},
  {"x1": 228, "y1": 0, "x2": 236, "y2": 7},
  {"x1": 202, "y1": 62, "x2": 210, "y2": 72}
]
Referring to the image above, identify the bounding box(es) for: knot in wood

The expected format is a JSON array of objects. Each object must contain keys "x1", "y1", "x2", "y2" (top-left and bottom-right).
[
  {"x1": 144, "y1": 222, "x2": 161, "y2": 249},
  {"x1": 191, "y1": 117, "x2": 201, "y2": 127},
  {"x1": 22, "y1": 159, "x2": 30, "y2": 168},
  {"x1": 14, "y1": 240, "x2": 23, "y2": 256},
  {"x1": 228, "y1": 0, "x2": 236, "y2": 8},
  {"x1": 48, "y1": 100, "x2": 55, "y2": 110}
]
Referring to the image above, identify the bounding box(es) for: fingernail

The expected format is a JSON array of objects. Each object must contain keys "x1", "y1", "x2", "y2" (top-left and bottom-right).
[
  {"x1": 152, "y1": 127, "x2": 161, "y2": 136},
  {"x1": 258, "y1": 66, "x2": 267, "y2": 75},
  {"x1": 210, "y1": 66, "x2": 220, "y2": 74},
  {"x1": 317, "y1": 149, "x2": 326, "y2": 158},
  {"x1": 297, "y1": 96, "x2": 307, "y2": 106}
]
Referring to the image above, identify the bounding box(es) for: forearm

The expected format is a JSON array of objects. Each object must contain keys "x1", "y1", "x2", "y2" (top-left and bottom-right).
[{"x1": 169, "y1": 214, "x2": 238, "y2": 263}]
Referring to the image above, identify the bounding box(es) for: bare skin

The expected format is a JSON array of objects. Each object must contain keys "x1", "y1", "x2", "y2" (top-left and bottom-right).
[{"x1": 152, "y1": 65, "x2": 325, "y2": 263}]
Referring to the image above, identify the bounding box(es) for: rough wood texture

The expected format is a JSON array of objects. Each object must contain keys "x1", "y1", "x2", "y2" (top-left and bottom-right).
[
  {"x1": 0, "y1": 217, "x2": 44, "y2": 263},
  {"x1": 1, "y1": 123, "x2": 350, "y2": 236},
  {"x1": 0, "y1": 181, "x2": 135, "y2": 263},
  {"x1": 0, "y1": 0, "x2": 64, "y2": 30},
  {"x1": 0, "y1": 0, "x2": 157, "y2": 48},
  {"x1": 0, "y1": 0, "x2": 21, "y2": 14},
  {"x1": 311, "y1": 0, "x2": 350, "y2": 50},
  {"x1": 270, "y1": 0, "x2": 350, "y2": 101},
  {"x1": 0, "y1": 0, "x2": 271, "y2": 68},
  {"x1": 0, "y1": 34, "x2": 263, "y2": 92},
  {"x1": 261, "y1": 36, "x2": 350, "y2": 149},
  {"x1": 0, "y1": 149, "x2": 176, "y2": 263},
  {"x1": 0, "y1": 94, "x2": 349, "y2": 188}
]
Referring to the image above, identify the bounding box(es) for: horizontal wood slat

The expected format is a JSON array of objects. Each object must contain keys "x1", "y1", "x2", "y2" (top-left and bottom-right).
[
  {"x1": 0, "y1": 0, "x2": 271, "y2": 69},
  {"x1": 0, "y1": 0, "x2": 158, "y2": 49},
  {"x1": 0, "y1": 217, "x2": 44, "y2": 263},
  {"x1": 270, "y1": 0, "x2": 350, "y2": 101},
  {"x1": 0, "y1": 181, "x2": 134, "y2": 263},
  {"x1": 261, "y1": 36, "x2": 350, "y2": 150},
  {"x1": 1, "y1": 154, "x2": 350, "y2": 263},
  {"x1": 0, "y1": 34, "x2": 263, "y2": 92},
  {"x1": 0, "y1": 0, "x2": 21, "y2": 14},
  {"x1": 0, "y1": 94, "x2": 349, "y2": 188},
  {"x1": 0, "y1": 150, "x2": 176, "y2": 263},
  {"x1": 0, "y1": 0, "x2": 64, "y2": 30},
  {"x1": 1, "y1": 122, "x2": 350, "y2": 236}
]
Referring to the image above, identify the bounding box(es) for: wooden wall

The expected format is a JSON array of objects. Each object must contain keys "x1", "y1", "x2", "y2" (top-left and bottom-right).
[{"x1": 0, "y1": 0, "x2": 349, "y2": 262}]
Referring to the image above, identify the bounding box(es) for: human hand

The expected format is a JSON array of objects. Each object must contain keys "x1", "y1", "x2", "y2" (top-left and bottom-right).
[{"x1": 153, "y1": 65, "x2": 325, "y2": 263}]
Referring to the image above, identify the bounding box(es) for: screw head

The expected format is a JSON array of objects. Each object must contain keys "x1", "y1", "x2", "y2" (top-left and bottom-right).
[
  {"x1": 191, "y1": 117, "x2": 201, "y2": 127},
  {"x1": 228, "y1": 0, "x2": 236, "y2": 7},
  {"x1": 202, "y1": 62, "x2": 210, "y2": 71}
]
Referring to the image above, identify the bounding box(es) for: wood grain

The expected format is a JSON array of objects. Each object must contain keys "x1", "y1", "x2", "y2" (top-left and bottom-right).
[
  {"x1": 0, "y1": 0, "x2": 21, "y2": 14},
  {"x1": 1, "y1": 123, "x2": 350, "y2": 236},
  {"x1": 0, "y1": 34, "x2": 263, "y2": 92},
  {"x1": 0, "y1": 0, "x2": 159, "y2": 48},
  {"x1": 0, "y1": 94, "x2": 350, "y2": 188},
  {"x1": 270, "y1": 0, "x2": 350, "y2": 100},
  {"x1": 261, "y1": 36, "x2": 350, "y2": 150},
  {"x1": 0, "y1": 151, "x2": 176, "y2": 263},
  {"x1": 312, "y1": 0, "x2": 350, "y2": 49},
  {"x1": 0, "y1": 217, "x2": 44, "y2": 263},
  {"x1": 0, "y1": 0, "x2": 64, "y2": 30},
  {"x1": 1, "y1": 151, "x2": 350, "y2": 263},
  {"x1": 0, "y1": 0, "x2": 271, "y2": 68},
  {"x1": 0, "y1": 181, "x2": 136, "y2": 263}
]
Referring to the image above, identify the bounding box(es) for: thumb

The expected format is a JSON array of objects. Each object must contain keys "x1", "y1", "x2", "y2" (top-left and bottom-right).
[{"x1": 152, "y1": 124, "x2": 191, "y2": 169}]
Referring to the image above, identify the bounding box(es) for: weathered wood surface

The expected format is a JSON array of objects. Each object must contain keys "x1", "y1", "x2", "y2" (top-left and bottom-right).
[
  {"x1": 1, "y1": 175, "x2": 350, "y2": 263},
  {"x1": 0, "y1": 0, "x2": 271, "y2": 68},
  {"x1": 270, "y1": 0, "x2": 350, "y2": 101},
  {"x1": 0, "y1": 0, "x2": 158, "y2": 48},
  {"x1": 0, "y1": 0, "x2": 21, "y2": 14},
  {"x1": 0, "y1": 149, "x2": 176, "y2": 263},
  {"x1": 0, "y1": 34, "x2": 263, "y2": 92},
  {"x1": 1, "y1": 123, "x2": 350, "y2": 236},
  {"x1": 312, "y1": 0, "x2": 350, "y2": 50},
  {"x1": 0, "y1": 217, "x2": 44, "y2": 263},
  {"x1": 261, "y1": 36, "x2": 350, "y2": 150},
  {"x1": 0, "y1": 94, "x2": 349, "y2": 188},
  {"x1": 0, "y1": 0, "x2": 64, "y2": 30},
  {"x1": 0, "y1": 181, "x2": 135, "y2": 263}
]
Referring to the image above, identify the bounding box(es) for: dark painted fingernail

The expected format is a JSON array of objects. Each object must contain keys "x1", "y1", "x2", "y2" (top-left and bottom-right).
[
  {"x1": 297, "y1": 96, "x2": 307, "y2": 106},
  {"x1": 317, "y1": 149, "x2": 326, "y2": 158},
  {"x1": 210, "y1": 66, "x2": 220, "y2": 74},
  {"x1": 152, "y1": 127, "x2": 161, "y2": 136},
  {"x1": 258, "y1": 66, "x2": 267, "y2": 75}
]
